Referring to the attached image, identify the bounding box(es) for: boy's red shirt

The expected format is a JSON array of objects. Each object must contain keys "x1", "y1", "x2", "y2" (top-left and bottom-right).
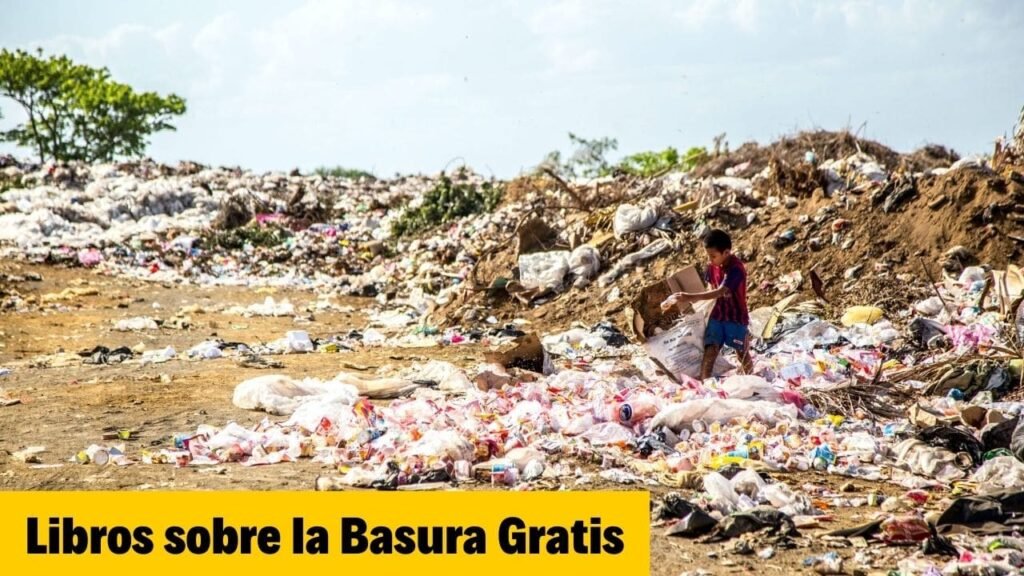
[{"x1": 704, "y1": 254, "x2": 749, "y2": 325}]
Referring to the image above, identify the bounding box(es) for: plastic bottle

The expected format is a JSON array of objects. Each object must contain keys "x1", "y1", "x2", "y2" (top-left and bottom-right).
[{"x1": 609, "y1": 397, "x2": 659, "y2": 425}]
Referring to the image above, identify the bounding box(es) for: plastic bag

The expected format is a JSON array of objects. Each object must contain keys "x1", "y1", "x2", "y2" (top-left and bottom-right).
[
  {"x1": 409, "y1": 361, "x2": 472, "y2": 392},
  {"x1": 232, "y1": 296, "x2": 295, "y2": 317},
  {"x1": 840, "y1": 306, "x2": 884, "y2": 327},
  {"x1": 187, "y1": 340, "x2": 223, "y2": 360},
  {"x1": 613, "y1": 201, "x2": 659, "y2": 238},
  {"x1": 232, "y1": 374, "x2": 359, "y2": 416},
  {"x1": 720, "y1": 375, "x2": 779, "y2": 401},
  {"x1": 406, "y1": 430, "x2": 474, "y2": 462},
  {"x1": 730, "y1": 468, "x2": 767, "y2": 498},
  {"x1": 914, "y1": 296, "x2": 945, "y2": 316},
  {"x1": 579, "y1": 422, "x2": 636, "y2": 446},
  {"x1": 959, "y1": 266, "x2": 987, "y2": 289},
  {"x1": 970, "y1": 456, "x2": 1024, "y2": 493},
  {"x1": 518, "y1": 251, "x2": 570, "y2": 292},
  {"x1": 702, "y1": 472, "x2": 739, "y2": 512},
  {"x1": 894, "y1": 438, "x2": 967, "y2": 481},
  {"x1": 597, "y1": 239, "x2": 671, "y2": 287},
  {"x1": 568, "y1": 245, "x2": 601, "y2": 286},
  {"x1": 650, "y1": 398, "x2": 798, "y2": 432},
  {"x1": 643, "y1": 299, "x2": 732, "y2": 379},
  {"x1": 271, "y1": 330, "x2": 313, "y2": 353}
]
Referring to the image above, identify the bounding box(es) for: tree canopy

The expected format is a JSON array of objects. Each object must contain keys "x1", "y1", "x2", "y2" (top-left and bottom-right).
[{"x1": 0, "y1": 48, "x2": 186, "y2": 163}]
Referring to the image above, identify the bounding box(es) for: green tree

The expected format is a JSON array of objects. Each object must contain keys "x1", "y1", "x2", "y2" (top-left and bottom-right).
[
  {"x1": 616, "y1": 146, "x2": 709, "y2": 176},
  {"x1": 0, "y1": 48, "x2": 185, "y2": 162}
]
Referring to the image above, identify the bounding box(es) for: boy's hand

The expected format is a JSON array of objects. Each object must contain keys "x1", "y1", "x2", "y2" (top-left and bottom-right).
[{"x1": 660, "y1": 293, "x2": 689, "y2": 311}]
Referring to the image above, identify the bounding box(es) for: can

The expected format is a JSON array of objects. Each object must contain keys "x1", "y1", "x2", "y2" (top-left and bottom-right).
[{"x1": 175, "y1": 452, "x2": 192, "y2": 467}]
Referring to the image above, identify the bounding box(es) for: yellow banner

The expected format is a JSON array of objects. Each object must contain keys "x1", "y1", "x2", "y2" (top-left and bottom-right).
[{"x1": 0, "y1": 491, "x2": 649, "y2": 574}]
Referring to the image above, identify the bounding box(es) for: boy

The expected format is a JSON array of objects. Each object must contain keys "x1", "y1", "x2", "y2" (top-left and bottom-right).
[{"x1": 660, "y1": 229, "x2": 753, "y2": 379}]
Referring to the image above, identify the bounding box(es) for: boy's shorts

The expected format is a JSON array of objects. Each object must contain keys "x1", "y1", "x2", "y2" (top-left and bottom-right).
[{"x1": 705, "y1": 319, "x2": 748, "y2": 352}]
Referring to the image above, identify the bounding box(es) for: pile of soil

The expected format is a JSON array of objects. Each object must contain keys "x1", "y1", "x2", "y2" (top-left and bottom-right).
[
  {"x1": 435, "y1": 132, "x2": 1024, "y2": 334},
  {"x1": 693, "y1": 130, "x2": 960, "y2": 180}
]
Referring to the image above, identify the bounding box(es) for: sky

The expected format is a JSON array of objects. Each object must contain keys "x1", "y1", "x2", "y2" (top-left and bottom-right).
[{"x1": 1, "y1": 0, "x2": 1023, "y2": 177}]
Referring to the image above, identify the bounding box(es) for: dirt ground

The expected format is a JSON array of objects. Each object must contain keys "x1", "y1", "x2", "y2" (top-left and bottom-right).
[{"x1": 0, "y1": 260, "x2": 938, "y2": 575}]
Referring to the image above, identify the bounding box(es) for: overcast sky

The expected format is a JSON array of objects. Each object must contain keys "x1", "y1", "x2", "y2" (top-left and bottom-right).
[{"x1": 1, "y1": 0, "x2": 1022, "y2": 176}]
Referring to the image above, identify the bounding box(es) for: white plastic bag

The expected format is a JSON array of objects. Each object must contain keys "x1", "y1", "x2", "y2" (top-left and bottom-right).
[
  {"x1": 406, "y1": 430, "x2": 474, "y2": 462},
  {"x1": 720, "y1": 375, "x2": 779, "y2": 401},
  {"x1": 187, "y1": 340, "x2": 223, "y2": 360},
  {"x1": 409, "y1": 361, "x2": 473, "y2": 392},
  {"x1": 650, "y1": 398, "x2": 799, "y2": 433},
  {"x1": 914, "y1": 297, "x2": 945, "y2": 316},
  {"x1": 597, "y1": 239, "x2": 670, "y2": 287},
  {"x1": 284, "y1": 331, "x2": 314, "y2": 353},
  {"x1": 703, "y1": 472, "x2": 740, "y2": 512},
  {"x1": 970, "y1": 456, "x2": 1024, "y2": 493},
  {"x1": 730, "y1": 468, "x2": 767, "y2": 498},
  {"x1": 232, "y1": 374, "x2": 358, "y2": 416},
  {"x1": 568, "y1": 245, "x2": 601, "y2": 286},
  {"x1": 643, "y1": 299, "x2": 732, "y2": 379},
  {"x1": 613, "y1": 202, "x2": 658, "y2": 238},
  {"x1": 518, "y1": 251, "x2": 570, "y2": 292},
  {"x1": 579, "y1": 422, "x2": 635, "y2": 446},
  {"x1": 894, "y1": 438, "x2": 966, "y2": 481}
]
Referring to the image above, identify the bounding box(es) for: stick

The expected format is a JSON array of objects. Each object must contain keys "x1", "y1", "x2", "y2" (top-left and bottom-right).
[
  {"x1": 541, "y1": 167, "x2": 586, "y2": 208},
  {"x1": 918, "y1": 256, "x2": 953, "y2": 317}
]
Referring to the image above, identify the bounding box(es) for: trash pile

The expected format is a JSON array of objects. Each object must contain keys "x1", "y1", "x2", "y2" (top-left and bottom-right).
[
  {"x1": 4, "y1": 125, "x2": 1024, "y2": 574},
  {"x1": 2, "y1": 130, "x2": 1023, "y2": 336}
]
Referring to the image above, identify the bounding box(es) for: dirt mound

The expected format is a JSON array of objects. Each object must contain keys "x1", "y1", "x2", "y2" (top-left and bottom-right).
[
  {"x1": 692, "y1": 130, "x2": 957, "y2": 180},
  {"x1": 735, "y1": 166, "x2": 1021, "y2": 310},
  {"x1": 436, "y1": 161, "x2": 1024, "y2": 335},
  {"x1": 905, "y1": 144, "x2": 961, "y2": 171}
]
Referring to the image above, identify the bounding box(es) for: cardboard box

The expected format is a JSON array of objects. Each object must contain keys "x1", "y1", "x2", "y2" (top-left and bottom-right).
[{"x1": 629, "y1": 265, "x2": 705, "y2": 343}]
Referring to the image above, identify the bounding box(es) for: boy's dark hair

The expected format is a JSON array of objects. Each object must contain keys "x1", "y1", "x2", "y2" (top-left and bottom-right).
[{"x1": 703, "y1": 228, "x2": 732, "y2": 251}]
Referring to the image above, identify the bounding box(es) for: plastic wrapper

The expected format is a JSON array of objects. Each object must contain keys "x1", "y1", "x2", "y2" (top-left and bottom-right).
[{"x1": 579, "y1": 422, "x2": 635, "y2": 446}]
